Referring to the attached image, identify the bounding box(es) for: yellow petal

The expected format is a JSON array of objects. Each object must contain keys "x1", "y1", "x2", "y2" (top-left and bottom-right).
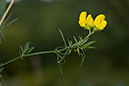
[
  {"x1": 101, "y1": 20, "x2": 107, "y2": 29},
  {"x1": 78, "y1": 20, "x2": 86, "y2": 27},
  {"x1": 95, "y1": 14, "x2": 107, "y2": 30},
  {"x1": 79, "y1": 11, "x2": 87, "y2": 21},
  {"x1": 86, "y1": 14, "x2": 94, "y2": 27},
  {"x1": 95, "y1": 14, "x2": 105, "y2": 21},
  {"x1": 78, "y1": 11, "x2": 87, "y2": 27}
]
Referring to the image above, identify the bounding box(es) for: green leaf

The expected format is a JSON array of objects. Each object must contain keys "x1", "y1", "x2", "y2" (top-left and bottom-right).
[
  {"x1": 26, "y1": 47, "x2": 35, "y2": 54},
  {"x1": 78, "y1": 36, "x2": 83, "y2": 41},
  {"x1": 73, "y1": 36, "x2": 78, "y2": 43},
  {"x1": 68, "y1": 40, "x2": 73, "y2": 46},
  {"x1": 58, "y1": 29, "x2": 67, "y2": 47},
  {"x1": 58, "y1": 49, "x2": 69, "y2": 64},
  {"x1": 0, "y1": 0, "x2": 6, "y2": 20},
  {"x1": 20, "y1": 45, "x2": 24, "y2": 55},
  {"x1": 0, "y1": 67, "x2": 4, "y2": 73},
  {"x1": 24, "y1": 42, "x2": 30, "y2": 51},
  {"x1": 3, "y1": 18, "x2": 18, "y2": 28},
  {"x1": 80, "y1": 49, "x2": 86, "y2": 66},
  {"x1": 58, "y1": 63, "x2": 63, "y2": 74},
  {"x1": 83, "y1": 41, "x2": 96, "y2": 49},
  {"x1": 0, "y1": 13, "x2": 13, "y2": 30},
  {"x1": 87, "y1": 46, "x2": 96, "y2": 49},
  {"x1": 82, "y1": 37, "x2": 89, "y2": 44},
  {"x1": 0, "y1": 30, "x2": 6, "y2": 41},
  {"x1": 81, "y1": 56, "x2": 85, "y2": 66}
]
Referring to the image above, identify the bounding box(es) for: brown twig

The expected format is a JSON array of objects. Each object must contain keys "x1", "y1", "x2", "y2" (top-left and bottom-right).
[{"x1": 0, "y1": 0, "x2": 15, "y2": 26}]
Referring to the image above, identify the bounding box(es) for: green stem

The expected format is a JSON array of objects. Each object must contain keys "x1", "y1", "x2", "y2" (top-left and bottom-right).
[
  {"x1": 83, "y1": 30, "x2": 95, "y2": 41},
  {"x1": 0, "y1": 31, "x2": 95, "y2": 68},
  {"x1": 0, "y1": 50, "x2": 54, "y2": 68}
]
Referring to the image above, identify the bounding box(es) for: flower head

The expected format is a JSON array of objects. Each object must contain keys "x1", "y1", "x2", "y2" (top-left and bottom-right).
[
  {"x1": 94, "y1": 14, "x2": 107, "y2": 31},
  {"x1": 78, "y1": 11, "x2": 107, "y2": 32},
  {"x1": 78, "y1": 11, "x2": 94, "y2": 30}
]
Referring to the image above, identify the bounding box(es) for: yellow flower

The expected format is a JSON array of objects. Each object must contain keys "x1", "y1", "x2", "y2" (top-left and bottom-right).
[
  {"x1": 94, "y1": 14, "x2": 107, "y2": 31},
  {"x1": 86, "y1": 14, "x2": 94, "y2": 28},
  {"x1": 78, "y1": 11, "x2": 94, "y2": 30}
]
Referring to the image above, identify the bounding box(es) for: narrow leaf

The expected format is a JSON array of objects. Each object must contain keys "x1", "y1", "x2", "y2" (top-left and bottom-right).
[
  {"x1": 26, "y1": 47, "x2": 35, "y2": 54},
  {"x1": 67, "y1": 38, "x2": 73, "y2": 46},
  {"x1": 3, "y1": 18, "x2": 18, "y2": 28},
  {"x1": 80, "y1": 55, "x2": 86, "y2": 66},
  {"x1": 0, "y1": 30, "x2": 6, "y2": 41},
  {"x1": 82, "y1": 37, "x2": 89, "y2": 44},
  {"x1": 87, "y1": 46, "x2": 96, "y2": 49},
  {"x1": 0, "y1": 13, "x2": 13, "y2": 30},
  {"x1": 73, "y1": 36, "x2": 78, "y2": 43},
  {"x1": 80, "y1": 49, "x2": 86, "y2": 66},
  {"x1": 58, "y1": 29, "x2": 67, "y2": 47},
  {"x1": 24, "y1": 42, "x2": 30, "y2": 51},
  {"x1": 58, "y1": 49, "x2": 69, "y2": 63},
  {"x1": 58, "y1": 63, "x2": 63, "y2": 74},
  {"x1": 83, "y1": 41, "x2": 96, "y2": 49},
  {"x1": 78, "y1": 36, "x2": 83, "y2": 41},
  {"x1": 20, "y1": 45, "x2": 24, "y2": 54}
]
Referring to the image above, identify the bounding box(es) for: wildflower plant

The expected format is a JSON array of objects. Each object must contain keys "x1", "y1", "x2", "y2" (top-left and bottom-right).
[{"x1": 0, "y1": 0, "x2": 107, "y2": 85}]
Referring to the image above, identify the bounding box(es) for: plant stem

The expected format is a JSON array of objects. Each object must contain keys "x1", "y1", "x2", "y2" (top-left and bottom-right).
[
  {"x1": 0, "y1": 50, "x2": 54, "y2": 68},
  {"x1": 0, "y1": 31, "x2": 94, "y2": 68}
]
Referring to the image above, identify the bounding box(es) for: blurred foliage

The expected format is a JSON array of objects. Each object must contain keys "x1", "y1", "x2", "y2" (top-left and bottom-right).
[
  {"x1": 0, "y1": 0, "x2": 6, "y2": 20},
  {"x1": 1, "y1": 0, "x2": 129, "y2": 86}
]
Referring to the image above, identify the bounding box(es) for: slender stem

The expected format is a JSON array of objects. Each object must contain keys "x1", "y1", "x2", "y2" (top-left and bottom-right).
[
  {"x1": 24, "y1": 50, "x2": 54, "y2": 57},
  {"x1": 0, "y1": 50, "x2": 54, "y2": 68},
  {"x1": 0, "y1": 0, "x2": 15, "y2": 26},
  {"x1": 83, "y1": 30, "x2": 95, "y2": 41}
]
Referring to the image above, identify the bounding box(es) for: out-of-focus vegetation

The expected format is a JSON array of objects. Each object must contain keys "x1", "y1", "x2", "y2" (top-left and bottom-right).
[{"x1": 1, "y1": 0, "x2": 129, "y2": 86}]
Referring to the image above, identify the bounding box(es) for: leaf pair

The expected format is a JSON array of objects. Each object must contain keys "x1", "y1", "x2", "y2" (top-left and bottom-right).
[{"x1": 19, "y1": 42, "x2": 35, "y2": 57}]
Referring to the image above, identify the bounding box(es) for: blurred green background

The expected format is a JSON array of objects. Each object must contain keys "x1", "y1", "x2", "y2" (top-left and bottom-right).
[{"x1": 1, "y1": 0, "x2": 129, "y2": 86}]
